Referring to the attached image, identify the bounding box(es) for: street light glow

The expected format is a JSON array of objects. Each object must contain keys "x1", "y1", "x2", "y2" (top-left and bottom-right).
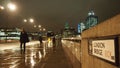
[
  {"x1": 34, "y1": 25, "x2": 37, "y2": 28},
  {"x1": 0, "y1": 6, "x2": 5, "y2": 10},
  {"x1": 23, "y1": 19, "x2": 27, "y2": 22},
  {"x1": 39, "y1": 29, "x2": 42, "y2": 31},
  {"x1": 29, "y1": 18, "x2": 34, "y2": 23},
  {"x1": 38, "y1": 25, "x2": 41, "y2": 28},
  {"x1": 43, "y1": 28, "x2": 46, "y2": 31},
  {"x1": 7, "y1": 3, "x2": 17, "y2": 11}
]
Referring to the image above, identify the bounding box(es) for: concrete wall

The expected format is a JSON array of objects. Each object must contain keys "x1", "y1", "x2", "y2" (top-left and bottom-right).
[
  {"x1": 81, "y1": 14, "x2": 120, "y2": 68},
  {"x1": 62, "y1": 14, "x2": 120, "y2": 68},
  {"x1": 62, "y1": 39, "x2": 81, "y2": 68}
]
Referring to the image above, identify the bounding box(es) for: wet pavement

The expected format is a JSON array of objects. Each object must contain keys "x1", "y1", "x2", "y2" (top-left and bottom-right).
[{"x1": 0, "y1": 41, "x2": 72, "y2": 68}]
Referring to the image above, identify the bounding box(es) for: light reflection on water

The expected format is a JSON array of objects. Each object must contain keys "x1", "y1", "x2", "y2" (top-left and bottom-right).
[
  {"x1": 30, "y1": 56, "x2": 36, "y2": 67},
  {"x1": 38, "y1": 51, "x2": 42, "y2": 59},
  {"x1": 0, "y1": 41, "x2": 52, "y2": 68},
  {"x1": 24, "y1": 42, "x2": 47, "y2": 67},
  {"x1": 24, "y1": 50, "x2": 43, "y2": 67}
]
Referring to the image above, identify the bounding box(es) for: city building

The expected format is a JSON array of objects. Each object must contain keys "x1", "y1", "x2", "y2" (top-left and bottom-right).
[
  {"x1": 62, "y1": 23, "x2": 76, "y2": 38},
  {"x1": 77, "y1": 22, "x2": 85, "y2": 33},
  {"x1": 0, "y1": 28, "x2": 20, "y2": 40},
  {"x1": 85, "y1": 10, "x2": 98, "y2": 29}
]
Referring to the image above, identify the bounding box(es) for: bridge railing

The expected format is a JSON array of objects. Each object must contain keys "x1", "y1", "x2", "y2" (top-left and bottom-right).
[{"x1": 61, "y1": 37, "x2": 81, "y2": 68}]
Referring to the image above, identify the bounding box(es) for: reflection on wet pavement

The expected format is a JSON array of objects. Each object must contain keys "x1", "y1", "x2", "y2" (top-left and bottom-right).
[{"x1": 0, "y1": 41, "x2": 53, "y2": 68}]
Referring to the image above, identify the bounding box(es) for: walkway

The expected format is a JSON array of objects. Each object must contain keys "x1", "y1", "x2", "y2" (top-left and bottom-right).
[{"x1": 0, "y1": 41, "x2": 72, "y2": 68}]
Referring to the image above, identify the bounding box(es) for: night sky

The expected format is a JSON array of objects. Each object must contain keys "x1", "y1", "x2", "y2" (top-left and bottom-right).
[{"x1": 0, "y1": 0, "x2": 120, "y2": 32}]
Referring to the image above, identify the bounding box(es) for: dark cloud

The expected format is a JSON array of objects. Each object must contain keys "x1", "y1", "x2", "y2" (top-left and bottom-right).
[{"x1": 0, "y1": 0, "x2": 120, "y2": 32}]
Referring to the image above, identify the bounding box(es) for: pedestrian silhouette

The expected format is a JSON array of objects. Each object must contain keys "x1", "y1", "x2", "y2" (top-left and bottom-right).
[
  {"x1": 39, "y1": 35, "x2": 43, "y2": 44},
  {"x1": 20, "y1": 28, "x2": 29, "y2": 53},
  {"x1": 39, "y1": 35, "x2": 43, "y2": 47},
  {"x1": 52, "y1": 36, "x2": 56, "y2": 51}
]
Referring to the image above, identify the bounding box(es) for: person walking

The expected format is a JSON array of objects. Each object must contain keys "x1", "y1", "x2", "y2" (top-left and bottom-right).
[
  {"x1": 52, "y1": 36, "x2": 56, "y2": 51},
  {"x1": 39, "y1": 35, "x2": 43, "y2": 46},
  {"x1": 20, "y1": 28, "x2": 29, "y2": 53},
  {"x1": 39, "y1": 35, "x2": 43, "y2": 48}
]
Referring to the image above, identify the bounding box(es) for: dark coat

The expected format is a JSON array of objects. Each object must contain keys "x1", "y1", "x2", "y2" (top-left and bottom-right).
[
  {"x1": 39, "y1": 36, "x2": 43, "y2": 43},
  {"x1": 20, "y1": 32, "x2": 29, "y2": 43},
  {"x1": 52, "y1": 37, "x2": 56, "y2": 44}
]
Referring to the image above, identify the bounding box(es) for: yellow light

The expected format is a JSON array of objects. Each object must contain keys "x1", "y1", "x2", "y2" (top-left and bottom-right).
[
  {"x1": 7, "y1": 3, "x2": 17, "y2": 11},
  {"x1": 38, "y1": 25, "x2": 41, "y2": 28},
  {"x1": 23, "y1": 19, "x2": 27, "y2": 22},
  {"x1": 0, "y1": 6, "x2": 5, "y2": 10},
  {"x1": 30, "y1": 57, "x2": 35, "y2": 66},
  {"x1": 29, "y1": 18, "x2": 34, "y2": 23},
  {"x1": 43, "y1": 28, "x2": 46, "y2": 31}
]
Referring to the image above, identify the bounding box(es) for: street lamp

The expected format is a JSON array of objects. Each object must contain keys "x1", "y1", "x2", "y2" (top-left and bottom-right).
[
  {"x1": 23, "y1": 19, "x2": 27, "y2": 22},
  {"x1": 38, "y1": 25, "x2": 41, "y2": 28},
  {"x1": 43, "y1": 28, "x2": 46, "y2": 31},
  {"x1": 0, "y1": 6, "x2": 4, "y2": 10},
  {"x1": 7, "y1": 3, "x2": 17, "y2": 11},
  {"x1": 29, "y1": 18, "x2": 34, "y2": 23},
  {"x1": 23, "y1": 18, "x2": 34, "y2": 23}
]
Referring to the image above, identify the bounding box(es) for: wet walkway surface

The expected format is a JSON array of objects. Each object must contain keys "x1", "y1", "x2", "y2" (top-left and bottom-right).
[{"x1": 0, "y1": 41, "x2": 72, "y2": 68}]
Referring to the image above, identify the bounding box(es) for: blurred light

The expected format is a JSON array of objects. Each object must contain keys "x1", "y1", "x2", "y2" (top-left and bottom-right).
[
  {"x1": 75, "y1": 48, "x2": 78, "y2": 52},
  {"x1": 7, "y1": 3, "x2": 17, "y2": 11},
  {"x1": 43, "y1": 28, "x2": 46, "y2": 31},
  {"x1": 29, "y1": 18, "x2": 34, "y2": 23},
  {"x1": 34, "y1": 25, "x2": 37, "y2": 28},
  {"x1": 10, "y1": 60, "x2": 19, "y2": 68},
  {"x1": 30, "y1": 57, "x2": 35, "y2": 67},
  {"x1": 0, "y1": 6, "x2": 5, "y2": 10},
  {"x1": 48, "y1": 38, "x2": 52, "y2": 47},
  {"x1": 43, "y1": 48, "x2": 46, "y2": 57},
  {"x1": 38, "y1": 25, "x2": 41, "y2": 28},
  {"x1": 61, "y1": 39, "x2": 64, "y2": 43},
  {"x1": 39, "y1": 29, "x2": 42, "y2": 31},
  {"x1": 38, "y1": 51, "x2": 42, "y2": 59},
  {"x1": 23, "y1": 19, "x2": 27, "y2": 22},
  {"x1": 71, "y1": 37, "x2": 74, "y2": 40}
]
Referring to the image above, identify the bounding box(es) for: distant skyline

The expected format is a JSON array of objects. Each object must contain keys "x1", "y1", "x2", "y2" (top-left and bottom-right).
[{"x1": 0, "y1": 0, "x2": 120, "y2": 32}]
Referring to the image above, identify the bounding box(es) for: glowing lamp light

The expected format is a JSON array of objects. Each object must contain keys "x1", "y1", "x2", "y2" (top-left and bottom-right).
[
  {"x1": 7, "y1": 3, "x2": 17, "y2": 11},
  {"x1": 38, "y1": 25, "x2": 41, "y2": 28},
  {"x1": 0, "y1": 6, "x2": 5, "y2": 10},
  {"x1": 23, "y1": 19, "x2": 27, "y2": 22},
  {"x1": 43, "y1": 28, "x2": 46, "y2": 31},
  {"x1": 39, "y1": 29, "x2": 42, "y2": 31},
  {"x1": 29, "y1": 18, "x2": 34, "y2": 23}
]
